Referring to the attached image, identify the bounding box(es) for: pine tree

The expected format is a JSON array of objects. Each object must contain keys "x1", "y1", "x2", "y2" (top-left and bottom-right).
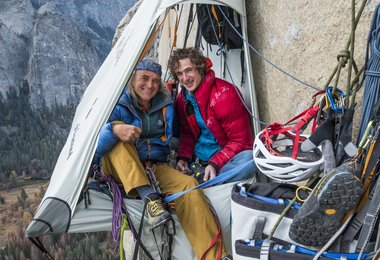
[
  {"x1": 20, "y1": 186, "x2": 28, "y2": 201},
  {"x1": 0, "y1": 193, "x2": 5, "y2": 204}
]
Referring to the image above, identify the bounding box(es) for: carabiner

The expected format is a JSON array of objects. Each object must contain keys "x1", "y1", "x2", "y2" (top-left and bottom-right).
[{"x1": 326, "y1": 86, "x2": 345, "y2": 113}]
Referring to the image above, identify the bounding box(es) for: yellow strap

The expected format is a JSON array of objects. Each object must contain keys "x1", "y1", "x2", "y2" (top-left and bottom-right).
[
  {"x1": 211, "y1": 5, "x2": 222, "y2": 38},
  {"x1": 167, "y1": 10, "x2": 171, "y2": 39},
  {"x1": 357, "y1": 132, "x2": 379, "y2": 212},
  {"x1": 361, "y1": 136, "x2": 377, "y2": 182},
  {"x1": 119, "y1": 214, "x2": 129, "y2": 260},
  {"x1": 166, "y1": 7, "x2": 179, "y2": 48},
  {"x1": 172, "y1": 9, "x2": 179, "y2": 48},
  {"x1": 138, "y1": 11, "x2": 168, "y2": 63}
]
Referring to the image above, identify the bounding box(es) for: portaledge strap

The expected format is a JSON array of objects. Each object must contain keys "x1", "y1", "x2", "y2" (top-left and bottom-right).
[
  {"x1": 361, "y1": 125, "x2": 380, "y2": 184},
  {"x1": 163, "y1": 159, "x2": 254, "y2": 203},
  {"x1": 340, "y1": 188, "x2": 374, "y2": 252},
  {"x1": 356, "y1": 173, "x2": 380, "y2": 256},
  {"x1": 252, "y1": 216, "x2": 266, "y2": 241}
]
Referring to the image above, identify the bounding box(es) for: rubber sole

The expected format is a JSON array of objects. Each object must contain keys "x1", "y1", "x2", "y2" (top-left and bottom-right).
[
  {"x1": 148, "y1": 213, "x2": 172, "y2": 230},
  {"x1": 289, "y1": 166, "x2": 363, "y2": 246}
]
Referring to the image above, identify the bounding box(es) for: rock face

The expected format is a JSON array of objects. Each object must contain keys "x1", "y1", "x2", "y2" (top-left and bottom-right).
[
  {"x1": 245, "y1": 0, "x2": 378, "y2": 133},
  {"x1": 0, "y1": 0, "x2": 136, "y2": 108}
]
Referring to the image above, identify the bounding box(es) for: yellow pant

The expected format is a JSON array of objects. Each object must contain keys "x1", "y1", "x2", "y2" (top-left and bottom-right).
[{"x1": 101, "y1": 142, "x2": 227, "y2": 259}]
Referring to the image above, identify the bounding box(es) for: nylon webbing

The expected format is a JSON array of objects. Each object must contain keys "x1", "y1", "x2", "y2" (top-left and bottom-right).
[
  {"x1": 313, "y1": 213, "x2": 355, "y2": 260},
  {"x1": 163, "y1": 159, "x2": 253, "y2": 203},
  {"x1": 251, "y1": 216, "x2": 266, "y2": 241},
  {"x1": 260, "y1": 239, "x2": 275, "y2": 260},
  {"x1": 210, "y1": 5, "x2": 221, "y2": 39},
  {"x1": 340, "y1": 187, "x2": 375, "y2": 252},
  {"x1": 361, "y1": 126, "x2": 380, "y2": 186},
  {"x1": 133, "y1": 203, "x2": 152, "y2": 260},
  {"x1": 356, "y1": 174, "x2": 380, "y2": 257}
]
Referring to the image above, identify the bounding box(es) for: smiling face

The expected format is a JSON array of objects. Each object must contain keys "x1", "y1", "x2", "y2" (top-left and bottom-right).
[
  {"x1": 132, "y1": 70, "x2": 161, "y2": 105},
  {"x1": 174, "y1": 58, "x2": 202, "y2": 93}
]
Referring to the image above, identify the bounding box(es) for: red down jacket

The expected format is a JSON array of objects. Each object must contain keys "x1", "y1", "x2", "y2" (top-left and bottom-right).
[{"x1": 176, "y1": 58, "x2": 254, "y2": 170}]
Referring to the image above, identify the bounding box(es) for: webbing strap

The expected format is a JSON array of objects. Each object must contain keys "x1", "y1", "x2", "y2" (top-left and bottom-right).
[
  {"x1": 361, "y1": 125, "x2": 380, "y2": 186},
  {"x1": 284, "y1": 105, "x2": 319, "y2": 127},
  {"x1": 313, "y1": 213, "x2": 355, "y2": 260},
  {"x1": 211, "y1": 5, "x2": 222, "y2": 39},
  {"x1": 172, "y1": 9, "x2": 179, "y2": 48},
  {"x1": 251, "y1": 216, "x2": 266, "y2": 241},
  {"x1": 263, "y1": 105, "x2": 319, "y2": 159},
  {"x1": 260, "y1": 239, "x2": 275, "y2": 260},
  {"x1": 163, "y1": 159, "x2": 253, "y2": 203},
  {"x1": 356, "y1": 174, "x2": 380, "y2": 257},
  {"x1": 183, "y1": 4, "x2": 194, "y2": 48},
  {"x1": 119, "y1": 214, "x2": 129, "y2": 260},
  {"x1": 248, "y1": 240, "x2": 367, "y2": 259},
  {"x1": 341, "y1": 188, "x2": 374, "y2": 252},
  {"x1": 133, "y1": 203, "x2": 152, "y2": 260},
  {"x1": 123, "y1": 204, "x2": 154, "y2": 260},
  {"x1": 139, "y1": 11, "x2": 167, "y2": 63}
]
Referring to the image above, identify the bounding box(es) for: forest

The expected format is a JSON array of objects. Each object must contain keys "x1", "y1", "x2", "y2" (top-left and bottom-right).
[
  {"x1": 0, "y1": 80, "x2": 75, "y2": 190},
  {"x1": 0, "y1": 186, "x2": 118, "y2": 259},
  {"x1": 0, "y1": 80, "x2": 120, "y2": 259}
]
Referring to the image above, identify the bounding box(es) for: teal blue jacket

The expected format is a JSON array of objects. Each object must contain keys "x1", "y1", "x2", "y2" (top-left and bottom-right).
[{"x1": 95, "y1": 90, "x2": 174, "y2": 163}]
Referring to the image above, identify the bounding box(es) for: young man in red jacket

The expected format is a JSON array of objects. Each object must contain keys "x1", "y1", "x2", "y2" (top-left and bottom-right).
[{"x1": 168, "y1": 48, "x2": 255, "y2": 183}]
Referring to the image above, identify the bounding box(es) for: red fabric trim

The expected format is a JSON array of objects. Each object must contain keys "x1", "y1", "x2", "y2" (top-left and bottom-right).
[{"x1": 200, "y1": 211, "x2": 223, "y2": 260}]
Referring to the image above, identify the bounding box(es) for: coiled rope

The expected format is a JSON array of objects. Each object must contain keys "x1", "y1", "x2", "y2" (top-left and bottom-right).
[{"x1": 357, "y1": 4, "x2": 380, "y2": 141}]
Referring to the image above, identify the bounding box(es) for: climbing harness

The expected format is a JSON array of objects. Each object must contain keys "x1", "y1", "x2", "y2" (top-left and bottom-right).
[{"x1": 253, "y1": 105, "x2": 324, "y2": 182}]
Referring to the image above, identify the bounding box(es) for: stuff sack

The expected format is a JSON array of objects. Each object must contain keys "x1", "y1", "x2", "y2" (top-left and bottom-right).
[
  {"x1": 231, "y1": 183, "x2": 308, "y2": 258},
  {"x1": 196, "y1": 4, "x2": 243, "y2": 49}
]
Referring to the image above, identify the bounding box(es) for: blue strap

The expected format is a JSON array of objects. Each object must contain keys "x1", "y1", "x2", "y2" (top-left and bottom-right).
[
  {"x1": 163, "y1": 159, "x2": 254, "y2": 203},
  {"x1": 292, "y1": 244, "x2": 367, "y2": 259},
  {"x1": 246, "y1": 240, "x2": 368, "y2": 259},
  {"x1": 241, "y1": 191, "x2": 301, "y2": 210}
]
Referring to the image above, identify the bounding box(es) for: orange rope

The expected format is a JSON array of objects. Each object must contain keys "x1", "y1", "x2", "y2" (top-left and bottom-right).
[{"x1": 138, "y1": 10, "x2": 168, "y2": 63}]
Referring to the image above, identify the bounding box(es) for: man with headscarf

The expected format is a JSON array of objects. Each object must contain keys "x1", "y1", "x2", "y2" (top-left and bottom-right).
[{"x1": 95, "y1": 59, "x2": 228, "y2": 259}]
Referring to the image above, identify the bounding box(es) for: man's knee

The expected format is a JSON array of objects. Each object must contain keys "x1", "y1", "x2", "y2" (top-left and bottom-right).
[{"x1": 180, "y1": 174, "x2": 199, "y2": 189}]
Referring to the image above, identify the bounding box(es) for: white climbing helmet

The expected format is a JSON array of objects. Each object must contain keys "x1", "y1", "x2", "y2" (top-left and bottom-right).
[{"x1": 253, "y1": 106, "x2": 324, "y2": 183}]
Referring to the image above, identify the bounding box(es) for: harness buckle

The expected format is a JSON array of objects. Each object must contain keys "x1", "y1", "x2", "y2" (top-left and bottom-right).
[{"x1": 90, "y1": 164, "x2": 101, "y2": 180}]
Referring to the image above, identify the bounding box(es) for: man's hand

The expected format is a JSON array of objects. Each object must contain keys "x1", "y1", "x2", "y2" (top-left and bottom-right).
[
  {"x1": 113, "y1": 124, "x2": 142, "y2": 142},
  {"x1": 203, "y1": 164, "x2": 217, "y2": 182},
  {"x1": 176, "y1": 160, "x2": 191, "y2": 174}
]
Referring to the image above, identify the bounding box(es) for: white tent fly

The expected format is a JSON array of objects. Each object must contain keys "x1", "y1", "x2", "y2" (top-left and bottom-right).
[{"x1": 26, "y1": 0, "x2": 259, "y2": 258}]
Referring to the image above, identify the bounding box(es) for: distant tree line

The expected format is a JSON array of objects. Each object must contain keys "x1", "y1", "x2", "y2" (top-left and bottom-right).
[
  {"x1": 0, "y1": 81, "x2": 75, "y2": 188},
  {"x1": 0, "y1": 187, "x2": 118, "y2": 260}
]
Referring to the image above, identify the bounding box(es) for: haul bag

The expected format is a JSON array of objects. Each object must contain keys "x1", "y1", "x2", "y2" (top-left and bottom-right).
[{"x1": 230, "y1": 183, "x2": 371, "y2": 259}]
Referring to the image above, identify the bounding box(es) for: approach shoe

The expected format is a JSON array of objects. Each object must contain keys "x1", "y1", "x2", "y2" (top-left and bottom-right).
[
  {"x1": 289, "y1": 163, "x2": 363, "y2": 246},
  {"x1": 145, "y1": 194, "x2": 172, "y2": 228}
]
